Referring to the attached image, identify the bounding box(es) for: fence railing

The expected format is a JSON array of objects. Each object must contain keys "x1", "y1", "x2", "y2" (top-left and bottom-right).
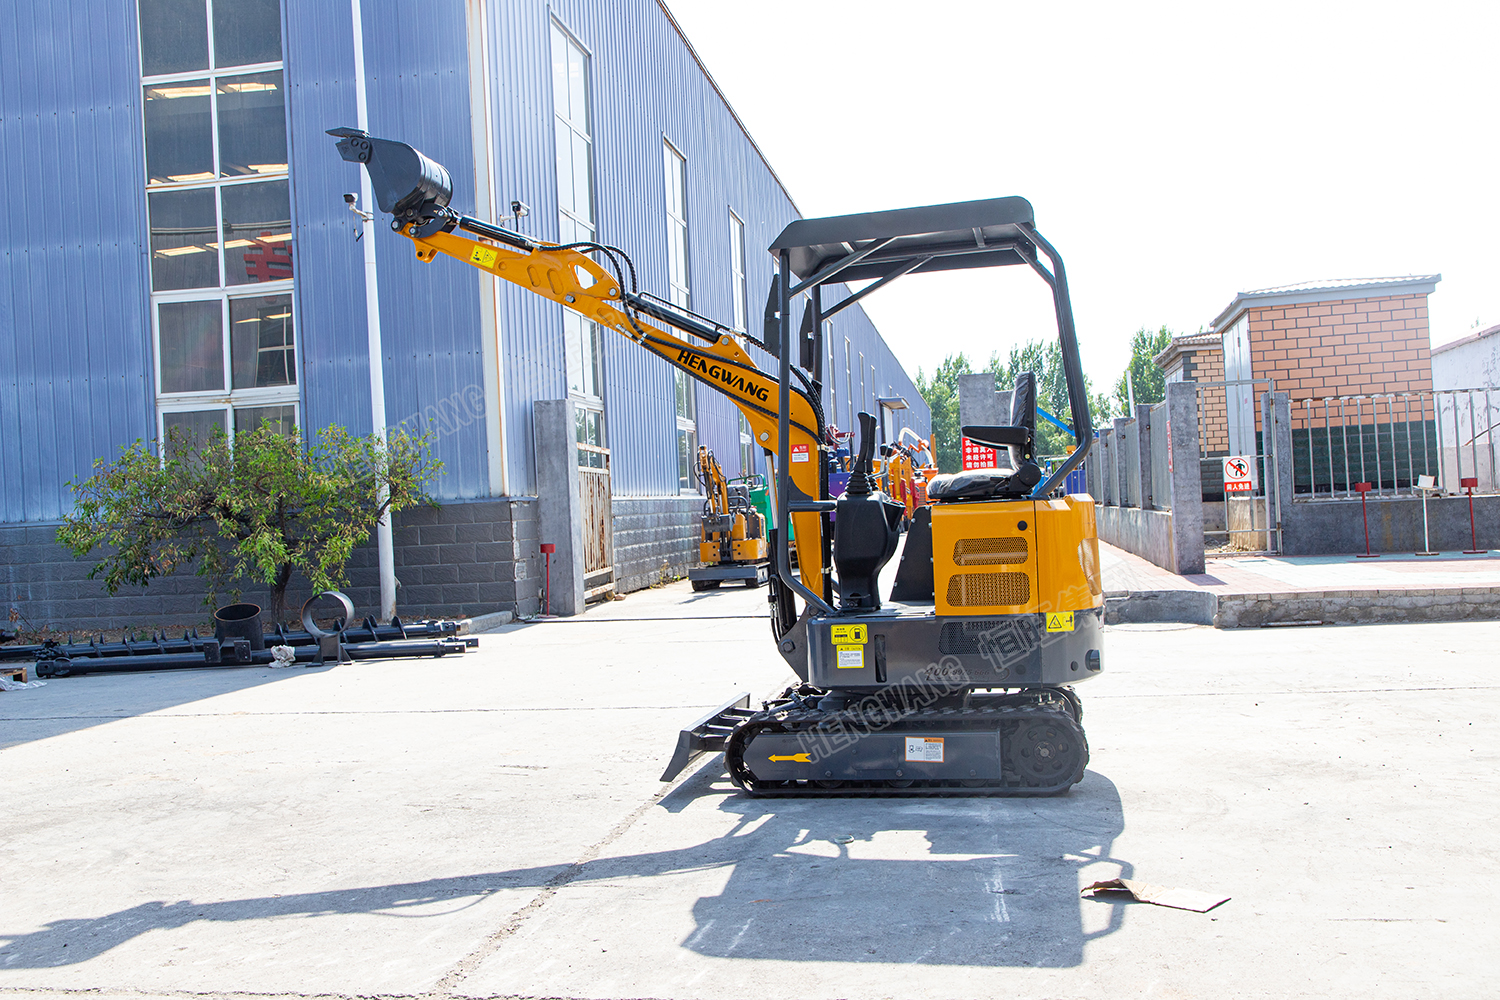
[{"x1": 1290, "y1": 387, "x2": 1499, "y2": 499}]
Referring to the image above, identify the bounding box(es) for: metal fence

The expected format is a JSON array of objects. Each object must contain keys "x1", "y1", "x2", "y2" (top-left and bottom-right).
[{"x1": 1290, "y1": 387, "x2": 1499, "y2": 499}]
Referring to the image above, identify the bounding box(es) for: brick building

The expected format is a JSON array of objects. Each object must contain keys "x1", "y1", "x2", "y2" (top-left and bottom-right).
[
  {"x1": 1156, "y1": 331, "x2": 1227, "y2": 453},
  {"x1": 1157, "y1": 275, "x2": 1440, "y2": 460}
]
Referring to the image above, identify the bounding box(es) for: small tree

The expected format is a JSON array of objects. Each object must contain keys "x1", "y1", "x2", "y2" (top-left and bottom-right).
[
  {"x1": 987, "y1": 339, "x2": 1110, "y2": 455},
  {"x1": 1112, "y1": 325, "x2": 1175, "y2": 414},
  {"x1": 914, "y1": 352, "x2": 973, "y2": 473},
  {"x1": 58, "y1": 422, "x2": 440, "y2": 622}
]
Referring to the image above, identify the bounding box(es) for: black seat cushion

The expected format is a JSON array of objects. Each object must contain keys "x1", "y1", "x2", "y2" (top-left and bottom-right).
[{"x1": 927, "y1": 463, "x2": 1041, "y2": 501}]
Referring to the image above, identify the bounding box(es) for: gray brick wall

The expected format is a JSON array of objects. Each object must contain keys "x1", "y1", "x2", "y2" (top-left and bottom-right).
[
  {"x1": 611, "y1": 496, "x2": 702, "y2": 594},
  {"x1": 0, "y1": 498, "x2": 540, "y2": 633}
]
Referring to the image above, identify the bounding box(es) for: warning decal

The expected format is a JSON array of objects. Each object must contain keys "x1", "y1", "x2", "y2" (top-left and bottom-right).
[
  {"x1": 791, "y1": 442, "x2": 811, "y2": 463},
  {"x1": 905, "y1": 737, "x2": 944, "y2": 763},
  {"x1": 830, "y1": 624, "x2": 867, "y2": 644},
  {"x1": 469, "y1": 245, "x2": 498, "y2": 268},
  {"x1": 836, "y1": 645, "x2": 864, "y2": 668},
  {"x1": 1046, "y1": 611, "x2": 1075, "y2": 632}
]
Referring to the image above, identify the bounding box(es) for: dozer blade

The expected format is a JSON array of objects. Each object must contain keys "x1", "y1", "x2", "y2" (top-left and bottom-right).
[{"x1": 660, "y1": 692, "x2": 755, "y2": 782}]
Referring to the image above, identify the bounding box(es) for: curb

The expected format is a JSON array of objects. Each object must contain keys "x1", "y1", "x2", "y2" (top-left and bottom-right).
[
  {"x1": 1107, "y1": 587, "x2": 1500, "y2": 628},
  {"x1": 457, "y1": 610, "x2": 514, "y2": 634}
]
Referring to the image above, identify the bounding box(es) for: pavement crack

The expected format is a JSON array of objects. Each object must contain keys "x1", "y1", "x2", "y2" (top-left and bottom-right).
[{"x1": 429, "y1": 775, "x2": 688, "y2": 993}]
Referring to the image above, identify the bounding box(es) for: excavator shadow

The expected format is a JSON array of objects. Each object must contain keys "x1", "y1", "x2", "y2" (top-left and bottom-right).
[
  {"x1": 0, "y1": 771, "x2": 1127, "y2": 973},
  {"x1": 640, "y1": 766, "x2": 1132, "y2": 967}
]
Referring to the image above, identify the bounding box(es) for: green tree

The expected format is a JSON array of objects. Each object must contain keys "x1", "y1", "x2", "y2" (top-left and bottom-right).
[
  {"x1": 985, "y1": 339, "x2": 1110, "y2": 456},
  {"x1": 1112, "y1": 325, "x2": 1175, "y2": 414},
  {"x1": 914, "y1": 352, "x2": 972, "y2": 472},
  {"x1": 58, "y1": 422, "x2": 440, "y2": 622}
]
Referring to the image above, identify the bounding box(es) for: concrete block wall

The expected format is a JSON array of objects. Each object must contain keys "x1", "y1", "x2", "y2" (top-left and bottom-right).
[
  {"x1": 0, "y1": 498, "x2": 541, "y2": 633},
  {"x1": 611, "y1": 497, "x2": 702, "y2": 594},
  {"x1": 1093, "y1": 382, "x2": 1205, "y2": 574}
]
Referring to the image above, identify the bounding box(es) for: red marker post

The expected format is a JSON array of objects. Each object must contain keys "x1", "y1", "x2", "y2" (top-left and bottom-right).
[
  {"x1": 1355, "y1": 482, "x2": 1379, "y2": 558},
  {"x1": 1461, "y1": 477, "x2": 1487, "y2": 554},
  {"x1": 539, "y1": 542, "x2": 556, "y2": 615}
]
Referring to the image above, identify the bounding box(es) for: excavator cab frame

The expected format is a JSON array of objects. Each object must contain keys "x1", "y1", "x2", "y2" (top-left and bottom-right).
[{"x1": 765, "y1": 198, "x2": 1093, "y2": 612}]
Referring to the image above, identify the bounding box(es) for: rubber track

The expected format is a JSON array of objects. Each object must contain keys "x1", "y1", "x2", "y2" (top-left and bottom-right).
[{"x1": 724, "y1": 700, "x2": 1088, "y2": 797}]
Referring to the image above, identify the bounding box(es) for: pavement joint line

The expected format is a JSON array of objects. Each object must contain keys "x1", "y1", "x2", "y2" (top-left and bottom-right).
[
  {"x1": 429, "y1": 755, "x2": 705, "y2": 993},
  {"x1": 0, "y1": 706, "x2": 722, "y2": 722},
  {"x1": 0, "y1": 992, "x2": 678, "y2": 1000},
  {"x1": 526, "y1": 615, "x2": 769, "y2": 623},
  {"x1": 1089, "y1": 684, "x2": 1500, "y2": 699}
]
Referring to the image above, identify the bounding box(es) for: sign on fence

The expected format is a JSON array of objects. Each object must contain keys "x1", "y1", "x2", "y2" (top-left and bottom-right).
[
  {"x1": 1223, "y1": 455, "x2": 1257, "y2": 493},
  {"x1": 962, "y1": 437, "x2": 998, "y2": 470}
]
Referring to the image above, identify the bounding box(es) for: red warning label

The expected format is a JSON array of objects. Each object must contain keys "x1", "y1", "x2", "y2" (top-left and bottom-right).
[{"x1": 791, "y1": 443, "x2": 811, "y2": 463}]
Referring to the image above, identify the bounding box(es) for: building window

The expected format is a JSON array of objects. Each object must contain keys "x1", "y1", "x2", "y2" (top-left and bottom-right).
[
  {"x1": 551, "y1": 22, "x2": 606, "y2": 456},
  {"x1": 728, "y1": 209, "x2": 747, "y2": 333},
  {"x1": 664, "y1": 140, "x2": 696, "y2": 490},
  {"x1": 845, "y1": 337, "x2": 854, "y2": 433},
  {"x1": 738, "y1": 412, "x2": 755, "y2": 478},
  {"x1": 140, "y1": 0, "x2": 296, "y2": 447}
]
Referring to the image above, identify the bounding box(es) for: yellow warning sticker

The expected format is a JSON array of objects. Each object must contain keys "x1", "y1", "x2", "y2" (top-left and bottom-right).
[
  {"x1": 836, "y1": 645, "x2": 864, "y2": 668},
  {"x1": 769, "y1": 753, "x2": 811, "y2": 763},
  {"x1": 469, "y1": 245, "x2": 499, "y2": 268},
  {"x1": 1046, "y1": 611, "x2": 1075, "y2": 632},
  {"x1": 830, "y1": 624, "x2": 867, "y2": 644}
]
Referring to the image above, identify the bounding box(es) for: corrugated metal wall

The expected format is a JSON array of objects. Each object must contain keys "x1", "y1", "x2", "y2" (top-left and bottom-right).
[
  {"x1": 0, "y1": 0, "x2": 154, "y2": 523},
  {"x1": 286, "y1": 0, "x2": 489, "y2": 501},
  {"x1": 484, "y1": 0, "x2": 928, "y2": 496},
  {"x1": 0, "y1": 0, "x2": 929, "y2": 523}
]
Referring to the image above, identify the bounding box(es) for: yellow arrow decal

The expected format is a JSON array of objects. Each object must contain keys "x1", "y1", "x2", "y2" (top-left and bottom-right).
[{"x1": 769, "y1": 753, "x2": 811, "y2": 763}]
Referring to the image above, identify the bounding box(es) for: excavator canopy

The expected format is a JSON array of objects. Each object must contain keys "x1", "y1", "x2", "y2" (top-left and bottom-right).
[{"x1": 769, "y1": 196, "x2": 1036, "y2": 282}]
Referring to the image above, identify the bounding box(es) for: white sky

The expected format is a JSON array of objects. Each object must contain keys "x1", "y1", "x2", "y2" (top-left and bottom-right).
[{"x1": 664, "y1": 0, "x2": 1500, "y2": 393}]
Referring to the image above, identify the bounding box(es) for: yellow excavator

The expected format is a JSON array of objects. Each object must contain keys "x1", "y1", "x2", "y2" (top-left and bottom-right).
[
  {"x1": 689, "y1": 447, "x2": 768, "y2": 591},
  {"x1": 333, "y1": 129, "x2": 1102, "y2": 796}
]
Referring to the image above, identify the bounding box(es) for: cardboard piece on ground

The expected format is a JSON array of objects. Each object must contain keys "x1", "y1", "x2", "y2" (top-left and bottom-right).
[{"x1": 1082, "y1": 878, "x2": 1229, "y2": 913}]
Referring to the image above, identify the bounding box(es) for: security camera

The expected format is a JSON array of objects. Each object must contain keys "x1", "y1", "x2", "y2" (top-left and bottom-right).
[
  {"x1": 510, "y1": 199, "x2": 531, "y2": 218},
  {"x1": 344, "y1": 192, "x2": 357, "y2": 205}
]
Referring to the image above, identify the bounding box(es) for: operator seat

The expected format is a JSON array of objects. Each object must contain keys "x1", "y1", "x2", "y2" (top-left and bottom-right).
[{"x1": 926, "y1": 371, "x2": 1044, "y2": 501}]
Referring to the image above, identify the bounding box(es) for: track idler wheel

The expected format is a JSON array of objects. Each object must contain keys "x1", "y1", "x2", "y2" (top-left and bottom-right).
[{"x1": 1010, "y1": 714, "x2": 1088, "y2": 788}]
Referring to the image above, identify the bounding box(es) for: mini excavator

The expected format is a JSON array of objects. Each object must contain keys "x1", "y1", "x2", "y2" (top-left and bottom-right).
[
  {"x1": 332, "y1": 129, "x2": 1102, "y2": 797},
  {"x1": 689, "y1": 447, "x2": 769, "y2": 591}
]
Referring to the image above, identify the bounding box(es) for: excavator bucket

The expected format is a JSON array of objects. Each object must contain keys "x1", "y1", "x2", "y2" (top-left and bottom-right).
[{"x1": 327, "y1": 127, "x2": 453, "y2": 225}]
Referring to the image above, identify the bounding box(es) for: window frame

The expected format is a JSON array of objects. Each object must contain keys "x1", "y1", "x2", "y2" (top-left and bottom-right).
[
  {"x1": 551, "y1": 19, "x2": 608, "y2": 447},
  {"x1": 663, "y1": 137, "x2": 696, "y2": 493},
  {"x1": 728, "y1": 208, "x2": 747, "y2": 333},
  {"x1": 138, "y1": 0, "x2": 297, "y2": 447}
]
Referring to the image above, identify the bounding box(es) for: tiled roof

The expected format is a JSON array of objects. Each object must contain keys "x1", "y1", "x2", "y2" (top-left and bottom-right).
[
  {"x1": 1153, "y1": 330, "x2": 1220, "y2": 367},
  {"x1": 1241, "y1": 275, "x2": 1441, "y2": 297},
  {"x1": 1210, "y1": 274, "x2": 1441, "y2": 331}
]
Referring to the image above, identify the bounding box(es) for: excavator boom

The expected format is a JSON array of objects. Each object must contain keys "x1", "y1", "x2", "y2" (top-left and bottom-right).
[{"x1": 331, "y1": 129, "x2": 828, "y2": 599}]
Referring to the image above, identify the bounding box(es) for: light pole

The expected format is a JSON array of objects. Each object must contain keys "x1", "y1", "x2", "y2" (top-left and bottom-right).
[{"x1": 349, "y1": 0, "x2": 397, "y2": 620}]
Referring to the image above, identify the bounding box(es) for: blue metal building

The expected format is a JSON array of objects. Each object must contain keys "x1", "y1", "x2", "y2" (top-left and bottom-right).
[{"x1": 0, "y1": 0, "x2": 928, "y2": 626}]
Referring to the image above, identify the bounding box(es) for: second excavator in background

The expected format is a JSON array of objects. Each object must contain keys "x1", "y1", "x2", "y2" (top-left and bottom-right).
[{"x1": 689, "y1": 447, "x2": 769, "y2": 591}]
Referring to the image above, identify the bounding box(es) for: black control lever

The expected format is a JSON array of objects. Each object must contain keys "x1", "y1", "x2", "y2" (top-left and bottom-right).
[{"x1": 846, "y1": 411, "x2": 879, "y2": 496}]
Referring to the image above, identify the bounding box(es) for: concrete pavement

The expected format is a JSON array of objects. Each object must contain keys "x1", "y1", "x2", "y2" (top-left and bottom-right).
[{"x1": 2, "y1": 580, "x2": 1498, "y2": 999}]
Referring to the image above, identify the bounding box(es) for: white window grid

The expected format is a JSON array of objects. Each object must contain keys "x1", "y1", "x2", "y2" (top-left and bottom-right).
[
  {"x1": 551, "y1": 20, "x2": 595, "y2": 245},
  {"x1": 728, "y1": 209, "x2": 747, "y2": 333},
  {"x1": 139, "y1": 3, "x2": 295, "y2": 442},
  {"x1": 663, "y1": 139, "x2": 690, "y2": 308}
]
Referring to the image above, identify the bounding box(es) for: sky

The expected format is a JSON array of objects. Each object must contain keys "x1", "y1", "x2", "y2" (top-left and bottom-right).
[{"x1": 664, "y1": 0, "x2": 1500, "y2": 395}]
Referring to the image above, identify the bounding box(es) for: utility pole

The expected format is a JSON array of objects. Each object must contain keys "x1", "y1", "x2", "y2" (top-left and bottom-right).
[{"x1": 350, "y1": 0, "x2": 397, "y2": 620}]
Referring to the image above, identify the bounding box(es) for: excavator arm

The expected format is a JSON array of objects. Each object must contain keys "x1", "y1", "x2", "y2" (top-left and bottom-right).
[{"x1": 329, "y1": 129, "x2": 828, "y2": 598}]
